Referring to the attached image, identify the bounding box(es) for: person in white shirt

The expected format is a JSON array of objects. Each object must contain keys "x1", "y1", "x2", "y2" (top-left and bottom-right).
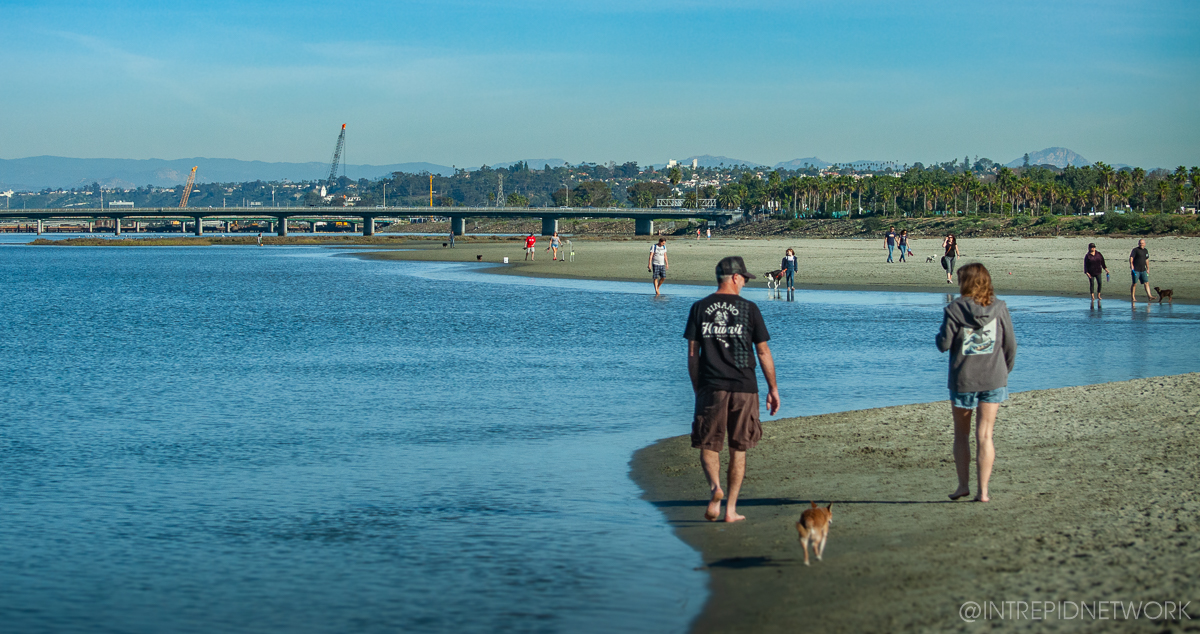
[{"x1": 648, "y1": 238, "x2": 669, "y2": 296}]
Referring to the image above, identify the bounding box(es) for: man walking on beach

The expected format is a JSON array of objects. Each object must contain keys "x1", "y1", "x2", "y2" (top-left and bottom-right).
[
  {"x1": 1129, "y1": 239, "x2": 1155, "y2": 302},
  {"x1": 684, "y1": 256, "x2": 781, "y2": 523},
  {"x1": 885, "y1": 226, "x2": 897, "y2": 263},
  {"x1": 524, "y1": 233, "x2": 536, "y2": 261},
  {"x1": 649, "y1": 238, "x2": 668, "y2": 295}
]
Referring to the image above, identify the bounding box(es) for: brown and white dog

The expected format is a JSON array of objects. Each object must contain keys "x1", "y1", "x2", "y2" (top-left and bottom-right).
[
  {"x1": 796, "y1": 501, "x2": 832, "y2": 566},
  {"x1": 764, "y1": 269, "x2": 785, "y2": 293},
  {"x1": 1155, "y1": 287, "x2": 1174, "y2": 304},
  {"x1": 768, "y1": 270, "x2": 787, "y2": 294}
]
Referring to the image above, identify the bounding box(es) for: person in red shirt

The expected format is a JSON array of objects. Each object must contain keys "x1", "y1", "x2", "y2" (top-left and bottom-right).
[{"x1": 524, "y1": 233, "x2": 537, "y2": 261}]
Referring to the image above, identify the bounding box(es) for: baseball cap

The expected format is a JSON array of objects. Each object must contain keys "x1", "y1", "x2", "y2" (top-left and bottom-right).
[
  {"x1": 1088, "y1": 243, "x2": 1096, "y2": 248},
  {"x1": 715, "y1": 256, "x2": 756, "y2": 279}
]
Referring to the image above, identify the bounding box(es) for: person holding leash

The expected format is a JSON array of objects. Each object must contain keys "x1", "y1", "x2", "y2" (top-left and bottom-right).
[
  {"x1": 648, "y1": 238, "x2": 668, "y2": 296},
  {"x1": 684, "y1": 256, "x2": 780, "y2": 522},
  {"x1": 781, "y1": 248, "x2": 798, "y2": 292},
  {"x1": 1129, "y1": 239, "x2": 1155, "y2": 303}
]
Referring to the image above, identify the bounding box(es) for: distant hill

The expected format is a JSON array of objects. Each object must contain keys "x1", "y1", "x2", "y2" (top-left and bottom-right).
[
  {"x1": 0, "y1": 156, "x2": 456, "y2": 191},
  {"x1": 490, "y1": 159, "x2": 567, "y2": 170},
  {"x1": 1006, "y1": 148, "x2": 1090, "y2": 169},
  {"x1": 774, "y1": 157, "x2": 831, "y2": 169}
]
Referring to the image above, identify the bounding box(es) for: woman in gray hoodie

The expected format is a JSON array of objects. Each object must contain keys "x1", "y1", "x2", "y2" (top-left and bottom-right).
[{"x1": 936, "y1": 263, "x2": 1017, "y2": 503}]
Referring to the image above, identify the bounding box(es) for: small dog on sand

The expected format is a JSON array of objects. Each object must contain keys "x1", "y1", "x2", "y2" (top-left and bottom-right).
[
  {"x1": 1155, "y1": 287, "x2": 1173, "y2": 304},
  {"x1": 926, "y1": 255, "x2": 936, "y2": 263},
  {"x1": 764, "y1": 269, "x2": 785, "y2": 293},
  {"x1": 796, "y1": 501, "x2": 832, "y2": 566}
]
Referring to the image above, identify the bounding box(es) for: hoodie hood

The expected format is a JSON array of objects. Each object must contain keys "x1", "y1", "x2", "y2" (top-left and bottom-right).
[{"x1": 944, "y1": 296, "x2": 1005, "y2": 329}]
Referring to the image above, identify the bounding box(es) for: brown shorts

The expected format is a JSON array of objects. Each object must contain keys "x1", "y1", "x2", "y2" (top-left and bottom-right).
[{"x1": 691, "y1": 388, "x2": 762, "y2": 452}]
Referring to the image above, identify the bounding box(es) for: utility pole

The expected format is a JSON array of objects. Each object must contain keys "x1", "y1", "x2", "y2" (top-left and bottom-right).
[
  {"x1": 429, "y1": 175, "x2": 433, "y2": 208},
  {"x1": 497, "y1": 174, "x2": 504, "y2": 207},
  {"x1": 383, "y1": 183, "x2": 387, "y2": 207}
]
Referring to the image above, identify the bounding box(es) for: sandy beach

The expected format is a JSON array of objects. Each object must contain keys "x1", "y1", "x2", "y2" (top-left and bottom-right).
[
  {"x1": 357, "y1": 236, "x2": 1198, "y2": 303},
  {"x1": 631, "y1": 374, "x2": 1200, "y2": 632}
]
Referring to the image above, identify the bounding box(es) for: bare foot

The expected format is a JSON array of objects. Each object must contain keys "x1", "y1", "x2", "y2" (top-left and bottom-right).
[
  {"x1": 949, "y1": 487, "x2": 971, "y2": 501},
  {"x1": 973, "y1": 494, "x2": 990, "y2": 503},
  {"x1": 723, "y1": 511, "x2": 745, "y2": 523},
  {"x1": 704, "y1": 489, "x2": 724, "y2": 521}
]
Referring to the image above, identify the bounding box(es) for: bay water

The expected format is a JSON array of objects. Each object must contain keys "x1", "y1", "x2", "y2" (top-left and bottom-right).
[{"x1": 2, "y1": 240, "x2": 1198, "y2": 633}]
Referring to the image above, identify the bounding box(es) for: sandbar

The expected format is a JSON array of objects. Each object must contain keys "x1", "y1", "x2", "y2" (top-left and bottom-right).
[
  {"x1": 356, "y1": 236, "x2": 1198, "y2": 303},
  {"x1": 631, "y1": 373, "x2": 1200, "y2": 632}
]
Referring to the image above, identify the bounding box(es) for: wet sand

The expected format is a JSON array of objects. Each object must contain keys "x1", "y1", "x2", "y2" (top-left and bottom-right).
[
  {"x1": 357, "y1": 236, "x2": 1198, "y2": 303},
  {"x1": 631, "y1": 374, "x2": 1200, "y2": 632}
]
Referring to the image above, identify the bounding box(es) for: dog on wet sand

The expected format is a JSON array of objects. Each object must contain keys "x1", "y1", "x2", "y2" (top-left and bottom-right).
[
  {"x1": 1155, "y1": 287, "x2": 1174, "y2": 304},
  {"x1": 796, "y1": 501, "x2": 832, "y2": 566}
]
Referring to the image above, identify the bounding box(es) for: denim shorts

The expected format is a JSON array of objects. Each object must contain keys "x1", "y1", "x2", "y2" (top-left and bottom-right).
[
  {"x1": 1131, "y1": 270, "x2": 1149, "y2": 284},
  {"x1": 950, "y1": 386, "x2": 1008, "y2": 409}
]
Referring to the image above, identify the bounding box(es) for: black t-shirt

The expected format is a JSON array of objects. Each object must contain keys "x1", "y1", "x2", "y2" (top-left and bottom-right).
[
  {"x1": 683, "y1": 293, "x2": 770, "y2": 393},
  {"x1": 1130, "y1": 247, "x2": 1149, "y2": 272},
  {"x1": 886, "y1": 231, "x2": 896, "y2": 245}
]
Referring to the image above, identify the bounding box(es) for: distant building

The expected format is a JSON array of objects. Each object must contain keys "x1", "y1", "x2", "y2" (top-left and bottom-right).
[{"x1": 108, "y1": 201, "x2": 134, "y2": 208}]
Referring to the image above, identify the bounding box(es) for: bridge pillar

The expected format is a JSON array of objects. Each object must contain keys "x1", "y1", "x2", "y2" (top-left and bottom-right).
[
  {"x1": 115, "y1": 218, "x2": 122, "y2": 236},
  {"x1": 277, "y1": 217, "x2": 288, "y2": 237},
  {"x1": 194, "y1": 217, "x2": 204, "y2": 236},
  {"x1": 36, "y1": 219, "x2": 43, "y2": 235},
  {"x1": 450, "y1": 216, "x2": 466, "y2": 236},
  {"x1": 635, "y1": 217, "x2": 654, "y2": 235},
  {"x1": 363, "y1": 216, "x2": 375, "y2": 236},
  {"x1": 541, "y1": 217, "x2": 558, "y2": 236}
]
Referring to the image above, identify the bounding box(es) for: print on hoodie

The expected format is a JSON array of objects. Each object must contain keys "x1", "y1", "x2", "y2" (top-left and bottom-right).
[{"x1": 961, "y1": 319, "x2": 997, "y2": 356}]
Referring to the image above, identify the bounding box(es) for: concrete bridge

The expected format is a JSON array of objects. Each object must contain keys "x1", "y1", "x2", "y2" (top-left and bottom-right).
[{"x1": 0, "y1": 206, "x2": 743, "y2": 237}]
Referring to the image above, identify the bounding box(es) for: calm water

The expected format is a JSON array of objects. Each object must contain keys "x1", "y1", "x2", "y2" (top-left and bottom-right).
[{"x1": 2, "y1": 240, "x2": 1199, "y2": 634}]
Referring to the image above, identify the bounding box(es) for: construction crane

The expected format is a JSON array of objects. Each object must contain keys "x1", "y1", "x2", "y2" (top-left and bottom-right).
[
  {"x1": 328, "y1": 124, "x2": 346, "y2": 185},
  {"x1": 178, "y1": 166, "x2": 198, "y2": 208}
]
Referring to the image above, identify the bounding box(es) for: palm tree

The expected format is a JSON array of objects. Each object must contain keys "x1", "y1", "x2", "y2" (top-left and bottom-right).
[
  {"x1": 1156, "y1": 180, "x2": 1169, "y2": 213},
  {"x1": 1095, "y1": 162, "x2": 1115, "y2": 213}
]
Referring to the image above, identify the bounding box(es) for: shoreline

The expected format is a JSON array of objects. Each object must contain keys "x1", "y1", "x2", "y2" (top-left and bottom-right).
[
  {"x1": 353, "y1": 236, "x2": 1199, "y2": 304},
  {"x1": 630, "y1": 374, "x2": 1200, "y2": 632}
]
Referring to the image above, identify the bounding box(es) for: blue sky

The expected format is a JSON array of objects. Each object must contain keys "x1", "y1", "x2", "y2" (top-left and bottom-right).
[{"x1": 2, "y1": 0, "x2": 1197, "y2": 168}]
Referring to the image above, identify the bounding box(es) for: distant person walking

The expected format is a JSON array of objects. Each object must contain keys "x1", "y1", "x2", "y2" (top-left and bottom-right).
[
  {"x1": 684, "y1": 256, "x2": 780, "y2": 522},
  {"x1": 549, "y1": 232, "x2": 562, "y2": 261},
  {"x1": 1129, "y1": 239, "x2": 1155, "y2": 302},
  {"x1": 941, "y1": 234, "x2": 960, "y2": 284},
  {"x1": 257, "y1": 232, "x2": 262, "y2": 247},
  {"x1": 648, "y1": 238, "x2": 669, "y2": 295},
  {"x1": 697, "y1": 228, "x2": 702, "y2": 240},
  {"x1": 885, "y1": 226, "x2": 898, "y2": 263},
  {"x1": 936, "y1": 263, "x2": 1017, "y2": 503},
  {"x1": 524, "y1": 233, "x2": 536, "y2": 261},
  {"x1": 706, "y1": 228, "x2": 711, "y2": 240},
  {"x1": 897, "y1": 230, "x2": 909, "y2": 262},
  {"x1": 781, "y1": 248, "x2": 797, "y2": 291},
  {"x1": 1084, "y1": 243, "x2": 1109, "y2": 303}
]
